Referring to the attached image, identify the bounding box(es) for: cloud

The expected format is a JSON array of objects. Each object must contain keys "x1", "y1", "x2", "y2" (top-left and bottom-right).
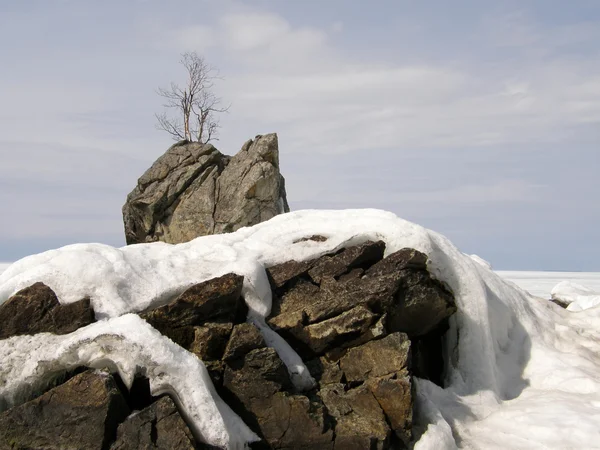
[{"x1": 154, "y1": 8, "x2": 600, "y2": 156}]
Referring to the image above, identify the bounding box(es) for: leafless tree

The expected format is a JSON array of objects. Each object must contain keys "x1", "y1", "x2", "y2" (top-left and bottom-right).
[{"x1": 155, "y1": 52, "x2": 228, "y2": 143}]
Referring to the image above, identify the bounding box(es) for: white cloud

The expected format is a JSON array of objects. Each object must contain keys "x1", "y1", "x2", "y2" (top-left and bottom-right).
[
  {"x1": 171, "y1": 25, "x2": 216, "y2": 52},
  {"x1": 151, "y1": 9, "x2": 600, "y2": 155}
]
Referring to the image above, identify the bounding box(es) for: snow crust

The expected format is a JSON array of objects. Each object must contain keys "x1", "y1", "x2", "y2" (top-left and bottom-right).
[{"x1": 2, "y1": 209, "x2": 600, "y2": 448}]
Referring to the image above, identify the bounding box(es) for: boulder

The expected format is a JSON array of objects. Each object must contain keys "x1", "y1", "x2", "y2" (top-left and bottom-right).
[
  {"x1": 0, "y1": 282, "x2": 95, "y2": 339},
  {"x1": 123, "y1": 134, "x2": 289, "y2": 244},
  {"x1": 267, "y1": 244, "x2": 456, "y2": 360},
  {"x1": 0, "y1": 370, "x2": 129, "y2": 450}
]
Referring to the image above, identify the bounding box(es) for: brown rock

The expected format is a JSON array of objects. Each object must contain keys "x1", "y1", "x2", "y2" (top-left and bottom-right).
[
  {"x1": 141, "y1": 273, "x2": 245, "y2": 331},
  {"x1": 0, "y1": 370, "x2": 129, "y2": 450},
  {"x1": 110, "y1": 396, "x2": 197, "y2": 450},
  {"x1": 189, "y1": 322, "x2": 233, "y2": 360},
  {"x1": 366, "y1": 376, "x2": 412, "y2": 447},
  {"x1": 339, "y1": 332, "x2": 411, "y2": 383},
  {"x1": 0, "y1": 282, "x2": 95, "y2": 339},
  {"x1": 320, "y1": 384, "x2": 390, "y2": 450},
  {"x1": 308, "y1": 241, "x2": 386, "y2": 284},
  {"x1": 387, "y1": 270, "x2": 455, "y2": 337},
  {"x1": 365, "y1": 248, "x2": 428, "y2": 277},
  {"x1": 297, "y1": 305, "x2": 379, "y2": 355},
  {"x1": 222, "y1": 323, "x2": 266, "y2": 362},
  {"x1": 266, "y1": 260, "x2": 313, "y2": 290}
]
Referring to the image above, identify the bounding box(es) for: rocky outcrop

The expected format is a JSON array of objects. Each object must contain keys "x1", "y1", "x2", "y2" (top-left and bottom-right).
[
  {"x1": 0, "y1": 242, "x2": 456, "y2": 449},
  {"x1": 122, "y1": 134, "x2": 290, "y2": 245},
  {"x1": 0, "y1": 282, "x2": 95, "y2": 339},
  {"x1": 135, "y1": 241, "x2": 454, "y2": 449},
  {"x1": 0, "y1": 370, "x2": 129, "y2": 450}
]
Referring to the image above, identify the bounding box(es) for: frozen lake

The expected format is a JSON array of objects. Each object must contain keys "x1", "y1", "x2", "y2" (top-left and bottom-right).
[{"x1": 496, "y1": 270, "x2": 600, "y2": 298}]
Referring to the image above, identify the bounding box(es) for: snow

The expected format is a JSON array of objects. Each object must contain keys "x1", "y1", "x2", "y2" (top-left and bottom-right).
[
  {"x1": 551, "y1": 281, "x2": 600, "y2": 312},
  {"x1": 1, "y1": 209, "x2": 600, "y2": 449},
  {"x1": 497, "y1": 270, "x2": 600, "y2": 299}
]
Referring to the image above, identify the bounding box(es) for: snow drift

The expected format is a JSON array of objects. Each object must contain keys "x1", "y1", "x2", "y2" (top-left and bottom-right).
[
  {"x1": 551, "y1": 280, "x2": 600, "y2": 312},
  {"x1": 1, "y1": 209, "x2": 600, "y2": 448}
]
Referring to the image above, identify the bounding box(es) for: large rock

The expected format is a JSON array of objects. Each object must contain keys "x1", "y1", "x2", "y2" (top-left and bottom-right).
[
  {"x1": 0, "y1": 370, "x2": 129, "y2": 450},
  {"x1": 123, "y1": 133, "x2": 289, "y2": 244},
  {"x1": 0, "y1": 282, "x2": 95, "y2": 339},
  {"x1": 267, "y1": 244, "x2": 456, "y2": 360}
]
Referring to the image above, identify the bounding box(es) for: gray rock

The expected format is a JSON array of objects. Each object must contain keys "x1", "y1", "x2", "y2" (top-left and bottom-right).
[{"x1": 123, "y1": 134, "x2": 289, "y2": 244}]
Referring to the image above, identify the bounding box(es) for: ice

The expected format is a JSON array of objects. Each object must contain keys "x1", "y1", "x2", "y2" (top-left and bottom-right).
[{"x1": 2, "y1": 209, "x2": 600, "y2": 448}]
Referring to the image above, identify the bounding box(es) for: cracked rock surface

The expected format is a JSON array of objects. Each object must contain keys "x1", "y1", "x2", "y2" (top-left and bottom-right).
[{"x1": 122, "y1": 133, "x2": 290, "y2": 244}]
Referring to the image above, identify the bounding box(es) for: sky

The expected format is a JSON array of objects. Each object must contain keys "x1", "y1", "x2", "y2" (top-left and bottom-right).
[{"x1": 0, "y1": 0, "x2": 599, "y2": 270}]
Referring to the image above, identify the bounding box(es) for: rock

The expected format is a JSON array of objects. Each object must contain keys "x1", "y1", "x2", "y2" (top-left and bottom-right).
[
  {"x1": 365, "y1": 248, "x2": 428, "y2": 277},
  {"x1": 339, "y1": 332, "x2": 410, "y2": 383},
  {"x1": 266, "y1": 260, "x2": 313, "y2": 290},
  {"x1": 223, "y1": 323, "x2": 266, "y2": 361},
  {"x1": 0, "y1": 282, "x2": 95, "y2": 339},
  {"x1": 140, "y1": 273, "x2": 245, "y2": 338},
  {"x1": 250, "y1": 394, "x2": 334, "y2": 449},
  {"x1": 0, "y1": 370, "x2": 129, "y2": 450},
  {"x1": 111, "y1": 396, "x2": 197, "y2": 450},
  {"x1": 223, "y1": 346, "x2": 332, "y2": 449},
  {"x1": 365, "y1": 376, "x2": 412, "y2": 447},
  {"x1": 123, "y1": 134, "x2": 289, "y2": 245},
  {"x1": 385, "y1": 269, "x2": 455, "y2": 337},
  {"x1": 213, "y1": 134, "x2": 290, "y2": 235},
  {"x1": 189, "y1": 322, "x2": 233, "y2": 360},
  {"x1": 320, "y1": 383, "x2": 390, "y2": 450},
  {"x1": 293, "y1": 235, "x2": 328, "y2": 243},
  {"x1": 297, "y1": 305, "x2": 380, "y2": 354},
  {"x1": 307, "y1": 241, "x2": 386, "y2": 284},
  {"x1": 223, "y1": 347, "x2": 291, "y2": 399},
  {"x1": 121, "y1": 243, "x2": 455, "y2": 449},
  {"x1": 268, "y1": 247, "x2": 456, "y2": 352}
]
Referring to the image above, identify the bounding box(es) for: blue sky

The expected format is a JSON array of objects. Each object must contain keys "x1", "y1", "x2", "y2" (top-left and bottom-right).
[{"x1": 0, "y1": 0, "x2": 599, "y2": 270}]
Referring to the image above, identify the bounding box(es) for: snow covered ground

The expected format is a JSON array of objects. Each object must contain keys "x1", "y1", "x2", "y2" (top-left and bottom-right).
[
  {"x1": 496, "y1": 270, "x2": 600, "y2": 299},
  {"x1": 0, "y1": 263, "x2": 10, "y2": 275},
  {"x1": 2, "y1": 210, "x2": 600, "y2": 449}
]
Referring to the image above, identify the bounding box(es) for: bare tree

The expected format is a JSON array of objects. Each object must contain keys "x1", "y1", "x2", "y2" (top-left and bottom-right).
[{"x1": 155, "y1": 52, "x2": 228, "y2": 143}]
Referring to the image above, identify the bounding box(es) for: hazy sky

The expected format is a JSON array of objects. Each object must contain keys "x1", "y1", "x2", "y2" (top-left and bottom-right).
[{"x1": 1, "y1": 0, "x2": 599, "y2": 270}]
